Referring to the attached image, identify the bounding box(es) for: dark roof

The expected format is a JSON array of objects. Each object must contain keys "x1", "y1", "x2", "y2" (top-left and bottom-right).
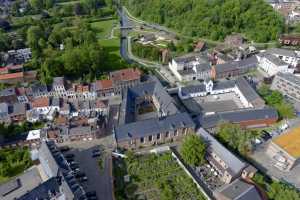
[
  {"x1": 215, "y1": 56, "x2": 258, "y2": 74},
  {"x1": 275, "y1": 72, "x2": 300, "y2": 86},
  {"x1": 197, "y1": 128, "x2": 246, "y2": 176},
  {"x1": 52, "y1": 77, "x2": 64, "y2": 86},
  {"x1": 180, "y1": 84, "x2": 206, "y2": 96},
  {"x1": 18, "y1": 177, "x2": 60, "y2": 200},
  {"x1": 217, "y1": 178, "x2": 262, "y2": 200},
  {"x1": 122, "y1": 76, "x2": 178, "y2": 124},
  {"x1": 115, "y1": 112, "x2": 195, "y2": 142},
  {"x1": 236, "y1": 77, "x2": 264, "y2": 106},
  {"x1": 199, "y1": 108, "x2": 278, "y2": 129}
]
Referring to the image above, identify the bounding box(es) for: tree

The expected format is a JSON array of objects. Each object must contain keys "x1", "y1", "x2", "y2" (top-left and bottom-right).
[
  {"x1": 217, "y1": 123, "x2": 259, "y2": 155},
  {"x1": 180, "y1": 134, "x2": 206, "y2": 166},
  {"x1": 29, "y1": 0, "x2": 43, "y2": 11},
  {"x1": 265, "y1": 90, "x2": 283, "y2": 105},
  {"x1": 275, "y1": 103, "x2": 295, "y2": 119},
  {"x1": 26, "y1": 26, "x2": 44, "y2": 55}
]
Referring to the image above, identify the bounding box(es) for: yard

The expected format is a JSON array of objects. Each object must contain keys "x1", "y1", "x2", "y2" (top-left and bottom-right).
[
  {"x1": 113, "y1": 152, "x2": 206, "y2": 200},
  {"x1": 0, "y1": 148, "x2": 33, "y2": 184},
  {"x1": 91, "y1": 19, "x2": 118, "y2": 39}
]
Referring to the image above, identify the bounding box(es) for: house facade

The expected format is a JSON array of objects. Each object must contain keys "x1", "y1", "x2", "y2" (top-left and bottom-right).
[
  {"x1": 168, "y1": 54, "x2": 212, "y2": 81},
  {"x1": 271, "y1": 72, "x2": 300, "y2": 102}
]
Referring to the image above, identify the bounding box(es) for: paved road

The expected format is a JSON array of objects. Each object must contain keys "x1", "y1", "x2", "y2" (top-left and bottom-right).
[{"x1": 68, "y1": 144, "x2": 114, "y2": 200}]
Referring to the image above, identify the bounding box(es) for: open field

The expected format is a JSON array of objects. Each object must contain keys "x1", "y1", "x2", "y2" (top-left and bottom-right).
[{"x1": 91, "y1": 19, "x2": 118, "y2": 39}]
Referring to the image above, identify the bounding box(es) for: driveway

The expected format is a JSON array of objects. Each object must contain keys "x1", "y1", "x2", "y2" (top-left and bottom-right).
[{"x1": 66, "y1": 143, "x2": 114, "y2": 200}]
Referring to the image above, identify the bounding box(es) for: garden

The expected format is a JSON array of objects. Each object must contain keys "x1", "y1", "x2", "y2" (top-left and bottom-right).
[
  {"x1": 0, "y1": 148, "x2": 33, "y2": 183},
  {"x1": 113, "y1": 152, "x2": 206, "y2": 200}
]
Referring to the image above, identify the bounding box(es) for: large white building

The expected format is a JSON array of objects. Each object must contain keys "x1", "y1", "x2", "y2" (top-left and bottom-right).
[
  {"x1": 169, "y1": 54, "x2": 211, "y2": 82},
  {"x1": 178, "y1": 77, "x2": 265, "y2": 109},
  {"x1": 257, "y1": 53, "x2": 292, "y2": 77},
  {"x1": 266, "y1": 48, "x2": 300, "y2": 67}
]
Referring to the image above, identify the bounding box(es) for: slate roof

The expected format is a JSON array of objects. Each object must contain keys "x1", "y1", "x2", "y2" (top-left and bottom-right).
[
  {"x1": 276, "y1": 72, "x2": 300, "y2": 86},
  {"x1": 197, "y1": 128, "x2": 246, "y2": 176},
  {"x1": 263, "y1": 53, "x2": 288, "y2": 66},
  {"x1": 174, "y1": 53, "x2": 201, "y2": 63},
  {"x1": 215, "y1": 56, "x2": 258, "y2": 73},
  {"x1": 0, "y1": 87, "x2": 16, "y2": 97},
  {"x1": 235, "y1": 77, "x2": 264, "y2": 106},
  {"x1": 199, "y1": 108, "x2": 278, "y2": 129},
  {"x1": 10, "y1": 103, "x2": 26, "y2": 115},
  {"x1": 180, "y1": 84, "x2": 206, "y2": 96},
  {"x1": 267, "y1": 48, "x2": 297, "y2": 58},
  {"x1": 31, "y1": 84, "x2": 48, "y2": 94},
  {"x1": 115, "y1": 112, "x2": 195, "y2": 142},
  {"x1": 217, "y1": 178, "x2": 262, "y2": 200},
  {"x1": 52, "y1": 77, "x2": 64, "y2": 86},
  {"x1": 18, "y1": 177, "x2": 60, "y2": 200},
  {"x1": 122, "y1": 76, "x2": 178, "y2": 124},
  {"x1": 0, "y1": 167, "x2": 42, "y2": 200}
]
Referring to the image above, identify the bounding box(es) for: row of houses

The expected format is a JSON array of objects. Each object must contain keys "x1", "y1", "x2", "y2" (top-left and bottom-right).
[{"x1": 168, "y1": 48, "x2": 300, "y2": 81}]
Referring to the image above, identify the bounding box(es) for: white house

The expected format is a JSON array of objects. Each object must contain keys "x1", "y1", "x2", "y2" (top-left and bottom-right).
[
  {"x1": 257, "y1": 53, "x2": 292, "y2": 77},
  {"x1": 169, "y1": 54, "x2": 211, "y2": 82},
  {"x1": 266, "y1": 48, "x2": 300, "y2": 68}
]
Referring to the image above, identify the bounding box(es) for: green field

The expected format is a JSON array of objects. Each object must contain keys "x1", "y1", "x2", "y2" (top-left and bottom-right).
[
  {"x1": 99, "y1": 38, "x2": 120, "y2": 55},
  {"x1": 91, "y1": 19, "x2": 117, "y2": 39}
]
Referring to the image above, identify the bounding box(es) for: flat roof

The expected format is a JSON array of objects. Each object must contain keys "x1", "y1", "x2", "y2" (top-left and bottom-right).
[{"x1": 273, "y1": 126, "x2": 300, "y2": 158}]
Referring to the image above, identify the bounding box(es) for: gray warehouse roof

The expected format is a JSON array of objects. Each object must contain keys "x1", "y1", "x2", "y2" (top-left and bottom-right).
[
  {"x1": 276, "y1": 72, "x2": 300, "y2": 86},
  {"x1": 115, "y1": 112, "x2": 195, "y2": 142},
  {"x1": 215, "y1": 56, "x2": 258, "y2": 74},
  {"x1": 267, "y1": 48, "x2": 297, "y2": 58},
  {"x1": 236, "y1": 77, "x2": 265, "y2": 106},
  {"x1": 197, "y1": 128, "x2": 246, "y2": 176},
  {"x1": 199, "y1": 108, "x2": 278, "y2": 129},
  {"x1": 217, "y1": 178, "x2": 262, "y2": 200}
]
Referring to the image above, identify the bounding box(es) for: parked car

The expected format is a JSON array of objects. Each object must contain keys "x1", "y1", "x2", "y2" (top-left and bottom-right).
[
  {"x1": 59, "y1": 146, "x2": 70, "y2": 152},
  {"x1": 79, "y1": 176, "x2": 88, "y2": 182},
  {"x1": 65, "y1": 154, "x2": 75, "y2": 159},
  {"x1": 75, "y1": 172, "x2": 86, "y2": 178},
  {"x1": 261, "y1": 130, "x2": 272, "y2": 141},
  {"x1": 86, "y1": 191, "x2": 97, "y2": 197},
  {"x1": 92, "y1": 151, "x2": 101, "y2": 157}
]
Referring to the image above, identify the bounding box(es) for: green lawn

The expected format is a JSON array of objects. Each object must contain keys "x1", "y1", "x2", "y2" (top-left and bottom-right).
[
  {"x1": 90, "y1": 19, "x2": 117, "y2": 39},
  {"x1": 113, "y1": 152, "x2": 206, "y2": 200},
  {"x1": 57, "y1": 0, "x2": 80, "y2": 5},
  {"x1": 98, "y1": 38, "x2": 120, "y2": 56}
]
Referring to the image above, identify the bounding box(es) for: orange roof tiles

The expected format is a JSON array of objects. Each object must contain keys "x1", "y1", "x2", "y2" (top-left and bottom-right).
[
  {"x1": 0, "y1": 72, "x2": 24, "y2": 80},
  {"x1": 273, "y1": 126, "x2": 300, "y2": 158},
  {"x1": 110, "y1": 68, "x2": 141, "y2": 83},
  {"x1": 32, "y1": 97, "x2": 50, "y2": 108},
  {"x1": 96, "y1": 79, "x2": 113, "y2": 90}
]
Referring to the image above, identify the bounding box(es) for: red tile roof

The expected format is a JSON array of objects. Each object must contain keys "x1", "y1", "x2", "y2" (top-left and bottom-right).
[
  {"x1": 0, "y1": 72, "x2": 24, "y2": 80},
  {"x1": 95, "y1": 79, "x2": 113, "y2": 90},
  {"x1": 32, "y1": 97, "x2": 50, "y2": 108},
  {"x1": 110, "y1": 68, "x2": 141, "y2": 83}
]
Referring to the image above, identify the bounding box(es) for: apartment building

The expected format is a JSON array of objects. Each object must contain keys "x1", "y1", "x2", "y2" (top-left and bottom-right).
[{"x1": 271, "y1": 72, "x2": 300, "y2": 102}]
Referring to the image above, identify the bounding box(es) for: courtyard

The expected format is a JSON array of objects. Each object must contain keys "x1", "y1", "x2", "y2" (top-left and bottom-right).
[{"x1": 182, "y1": 92, "x2": 245, "y2": 115}]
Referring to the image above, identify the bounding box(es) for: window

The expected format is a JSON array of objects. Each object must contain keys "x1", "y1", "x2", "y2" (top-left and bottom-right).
[
  {"x1": 140, "y1": 137, "x2": 144, "y2": 143},
  {"x1": 165, "y1": 132, "x2": 169, "y2": 138},
  {"x1": 157, "y1": 133, "x2": 160, "y2": 140},
  {"x1": 148, "y1": 135, "x2": 152, "y2": 142},
  {"x1": 174, "y1": 130, "x2": 178, "y2": 136}
]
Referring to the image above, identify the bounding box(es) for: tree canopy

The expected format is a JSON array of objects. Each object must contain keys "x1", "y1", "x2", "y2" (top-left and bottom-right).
[
  {"x1": 217, "y1": 122, "x2": 259, "y2": 155},
  {"x1": 180, "y1": 134, "x2": 206, "y2": 167},
  {"x1": 122, "y1": 0, "x2": 284, "y2": 42},
  {"x1": 258, "y1": 84, "x2": 295, "y2": 119}
]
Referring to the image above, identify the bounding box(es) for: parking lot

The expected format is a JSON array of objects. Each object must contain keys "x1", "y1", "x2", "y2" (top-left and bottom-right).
[{"x1": 61, "y1": 142, "x2": 114, "y2": 200}]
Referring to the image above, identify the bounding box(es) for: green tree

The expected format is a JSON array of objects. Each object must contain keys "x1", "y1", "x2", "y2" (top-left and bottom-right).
[
  {"x1": 217, "y1": 123, "x2": 259, "y2": 155},
  {"x1": 180, "y1": 134, "x2": 206, "y2": 166}
]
